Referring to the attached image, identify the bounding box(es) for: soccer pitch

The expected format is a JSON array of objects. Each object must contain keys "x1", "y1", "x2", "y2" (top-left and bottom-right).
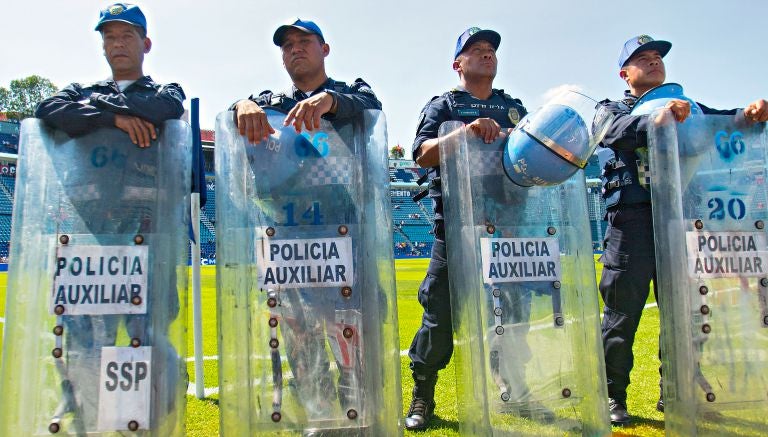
[{"x1": 0, "y1": 259, "x2": 664, "y2": 436}]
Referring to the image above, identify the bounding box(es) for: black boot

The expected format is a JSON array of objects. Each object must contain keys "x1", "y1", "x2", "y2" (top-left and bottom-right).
[
  {"x1": 656, "y1": 382, "x2": 664, "y2": 412},
  {"x1": 405, "y1": 373, "x2": 437, "y2": 431}
]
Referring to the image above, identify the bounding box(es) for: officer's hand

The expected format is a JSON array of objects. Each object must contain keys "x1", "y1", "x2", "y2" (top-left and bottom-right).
[
  {"x1": 114, "y1": 114, "x2": 156, "y2": 148},
  {"x1": 664, "y1": 99, "x2": 691, "y2": 123},
  {"x1": 284, "y1": 92, "x2": 334, "y2": 133},
  {"x1": 465, "y1": 118, "x2": 501, "y2": 143},
  {"x1": 235, "y1": 99, "x2": 276, "y2": 144},
  {"x1": 744, "y1": 99, "x2": 768, "y2": 123}
]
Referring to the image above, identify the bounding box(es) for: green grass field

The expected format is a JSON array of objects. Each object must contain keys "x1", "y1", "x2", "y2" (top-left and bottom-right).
[{"x1": 0, "y1": 258, "x2": 664, "y2": 436}]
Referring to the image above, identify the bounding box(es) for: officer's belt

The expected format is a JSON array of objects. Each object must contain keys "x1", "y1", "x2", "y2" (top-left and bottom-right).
[{"x1": 605, "y1": 177, "x2": 633, "y2": 190}]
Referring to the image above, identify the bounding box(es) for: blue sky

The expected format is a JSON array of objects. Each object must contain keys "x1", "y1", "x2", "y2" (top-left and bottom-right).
[{"x1": 2, "y1": 0, "x2": 766, "y2": 158}]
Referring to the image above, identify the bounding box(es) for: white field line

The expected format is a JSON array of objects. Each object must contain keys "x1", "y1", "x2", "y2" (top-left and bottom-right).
[{"x1": 0, "y1": 316, "x2": 4, "y2": 324}]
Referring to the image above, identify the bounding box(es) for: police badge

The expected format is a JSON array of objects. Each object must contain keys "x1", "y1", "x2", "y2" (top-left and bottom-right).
[
  {"x1": 508, "y1": 108, "x2": 520, "y2": 126},
  {"x1": 637, "y1": 35, "x2": 653, "y2": 44}
]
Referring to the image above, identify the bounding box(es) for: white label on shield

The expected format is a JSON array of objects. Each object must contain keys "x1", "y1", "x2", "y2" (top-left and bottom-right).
[
  {"x1": 480, "y1": 238, "x2": 561, "y2": 284},
  {"x1": 686, "y1": 231, "x2": 768, "y2": 278},
  {"x1": 257, "y1": 237, "x2": 354, "y2": 289},
  {"x1": 97, "y1": 346, "x2": 151, "y2": 431},
  {"x1": 51, "y1": 245, "x2": 148, "y2": 315}
]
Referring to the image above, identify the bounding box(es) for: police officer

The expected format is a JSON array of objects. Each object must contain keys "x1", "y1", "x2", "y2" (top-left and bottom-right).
[
  {"x1": 406, "y1": 27, "x2": 527, "y2": 430},
  {"x1": 36, "y1": 4, "x2": 185, "y2": 146},
  {"x1": 33, "y1": 3, "x2": 191, "y2": 428},
  {"x1": 230, "y1": 19, "x2": 382, "y2": 427},
  {"x1": 231, "y1": 19, "x2": 380, "y2": 142},
  {"x1": 597, "y1": 35, "x2": 768, "y2": 425}
]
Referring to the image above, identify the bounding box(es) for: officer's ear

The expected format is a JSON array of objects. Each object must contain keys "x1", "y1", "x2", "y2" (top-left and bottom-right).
[
  {"x1": 322, "y1": 42, "x2": 330, "y2": 58},
  {"x1": 143, "y1": 37, "x2": 152, "y2": 54},
  {"x1": 452, "y1": 58, "x2": 462, "y2": 73},
  {"x1": 619, "y1": 68, "x2": 629, "y2": 82}
]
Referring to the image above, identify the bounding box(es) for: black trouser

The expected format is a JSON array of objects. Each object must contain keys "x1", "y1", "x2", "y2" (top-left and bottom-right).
[
  {"x1": 598, "y1": 203, "x2": 658, "y2": 404},
  {"x1": 408, "y1": 238, "x2": 452, "y2": 377}
]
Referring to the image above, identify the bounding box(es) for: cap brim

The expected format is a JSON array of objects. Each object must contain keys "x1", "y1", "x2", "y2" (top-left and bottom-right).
[
  {"x1": 624, "y1": 40, "x2": 672, "y2": 66},
  {"x1": 95, "y1": 18, "x2": 145, "y2": 31},
  {"x1": 457, "y1": 30, "x2": 501, "y2": 58},
  {"x1": 273, "y1": 24, "x2": 316, "y2": 46}
]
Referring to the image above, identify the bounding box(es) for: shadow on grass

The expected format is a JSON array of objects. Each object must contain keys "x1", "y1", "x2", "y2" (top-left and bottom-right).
[
  {"x1": 406, "y1": 415, "x2": 460, "y2": 434},
  {"x1": 611, "y1": 416, "x2": 664, "y2": 436},
  {"x1": 191, "y1": 396, "x2": 219, "y2": 407}
]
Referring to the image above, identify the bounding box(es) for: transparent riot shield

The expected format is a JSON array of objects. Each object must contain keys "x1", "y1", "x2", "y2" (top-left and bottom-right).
[
  {"x1": 215, "y1": 108, "x2": 400, "y2": 436},
  {"x1": 649, "y1": 112, "x2": 768, "y2": 436},
  {"x1": 440, "y1": 122, "x2": 610, "y2": 436},
  {"x1": 0, "y1": 120, "x2": 192, "y2": 436}
]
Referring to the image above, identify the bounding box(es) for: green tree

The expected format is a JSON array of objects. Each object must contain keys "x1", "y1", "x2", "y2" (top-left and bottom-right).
[{"x1": 0, "y1": 75, "x2": 58, "y2": 120}]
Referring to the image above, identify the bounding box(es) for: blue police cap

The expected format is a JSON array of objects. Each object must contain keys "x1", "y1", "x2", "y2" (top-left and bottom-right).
[
  {"x1": 454, "y1": 27, "x2": 500, "y2": 59},
  {"x1": 618, "y1": 35, "x2": 671, "y2": 68},
  {"x1": 273, "y1": 19, "x2": 325, "y2": 46},
  {"x1": 95, "y1": 3, "x2": 147, "y2": 32}
]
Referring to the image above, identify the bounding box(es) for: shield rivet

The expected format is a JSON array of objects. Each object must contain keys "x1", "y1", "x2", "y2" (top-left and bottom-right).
[{"x1": 341, "y1": 286, "x2": 352, "y2": 298}]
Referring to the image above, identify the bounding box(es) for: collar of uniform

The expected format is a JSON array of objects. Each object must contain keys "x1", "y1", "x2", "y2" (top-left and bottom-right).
[
  {"x1": 623, "y1": 90, "x2": 638, "y2": 101},
  {"x1": 94, "y1": 75, "x2": 155, "y2": 88},
  {"x1": 292, "y1": 77, "x2": 336, "y2": 99},
  {"x1": 451, "y1": 86, "x2": 504, "y2": 100}
]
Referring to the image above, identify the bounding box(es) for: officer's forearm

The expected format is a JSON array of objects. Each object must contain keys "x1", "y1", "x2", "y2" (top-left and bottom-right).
[{"x1": 415, "y1": 138, "x2": 440, "y2": 168}]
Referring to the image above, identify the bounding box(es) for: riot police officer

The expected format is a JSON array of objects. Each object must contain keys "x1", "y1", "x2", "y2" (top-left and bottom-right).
[
  {"x1": 33, "y1": 3, "x2": 191, "y2": 428},
  {"x1": 229, "y1": 18, "x2": 382, "y2": 427},
  {"x1": 597, "y1": 34, "x2": 768, "y2": 425},
  {"x1": 406, "y1": 27, "x2": 527, "y2": 430}
]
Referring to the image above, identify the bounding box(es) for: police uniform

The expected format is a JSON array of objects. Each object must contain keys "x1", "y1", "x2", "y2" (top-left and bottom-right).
[
  {"x1": 35, "y1": 77, "x2": 185, "y2": 137},
  {"x1": 231, "y1": 76, "x2": 381, "y2": 420},
  {"x1": 232, "y1": 77, "x2": 381, "y2": 119},
  {"x1": 31, "y1": 4, "x2": 193, "y2": 428},
  {"x1": 597, "y1": 91, "x2": 738, "y2": 408},
  {"x1": 408, "y1": 87, "x2": 526, "y2": 377}
]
